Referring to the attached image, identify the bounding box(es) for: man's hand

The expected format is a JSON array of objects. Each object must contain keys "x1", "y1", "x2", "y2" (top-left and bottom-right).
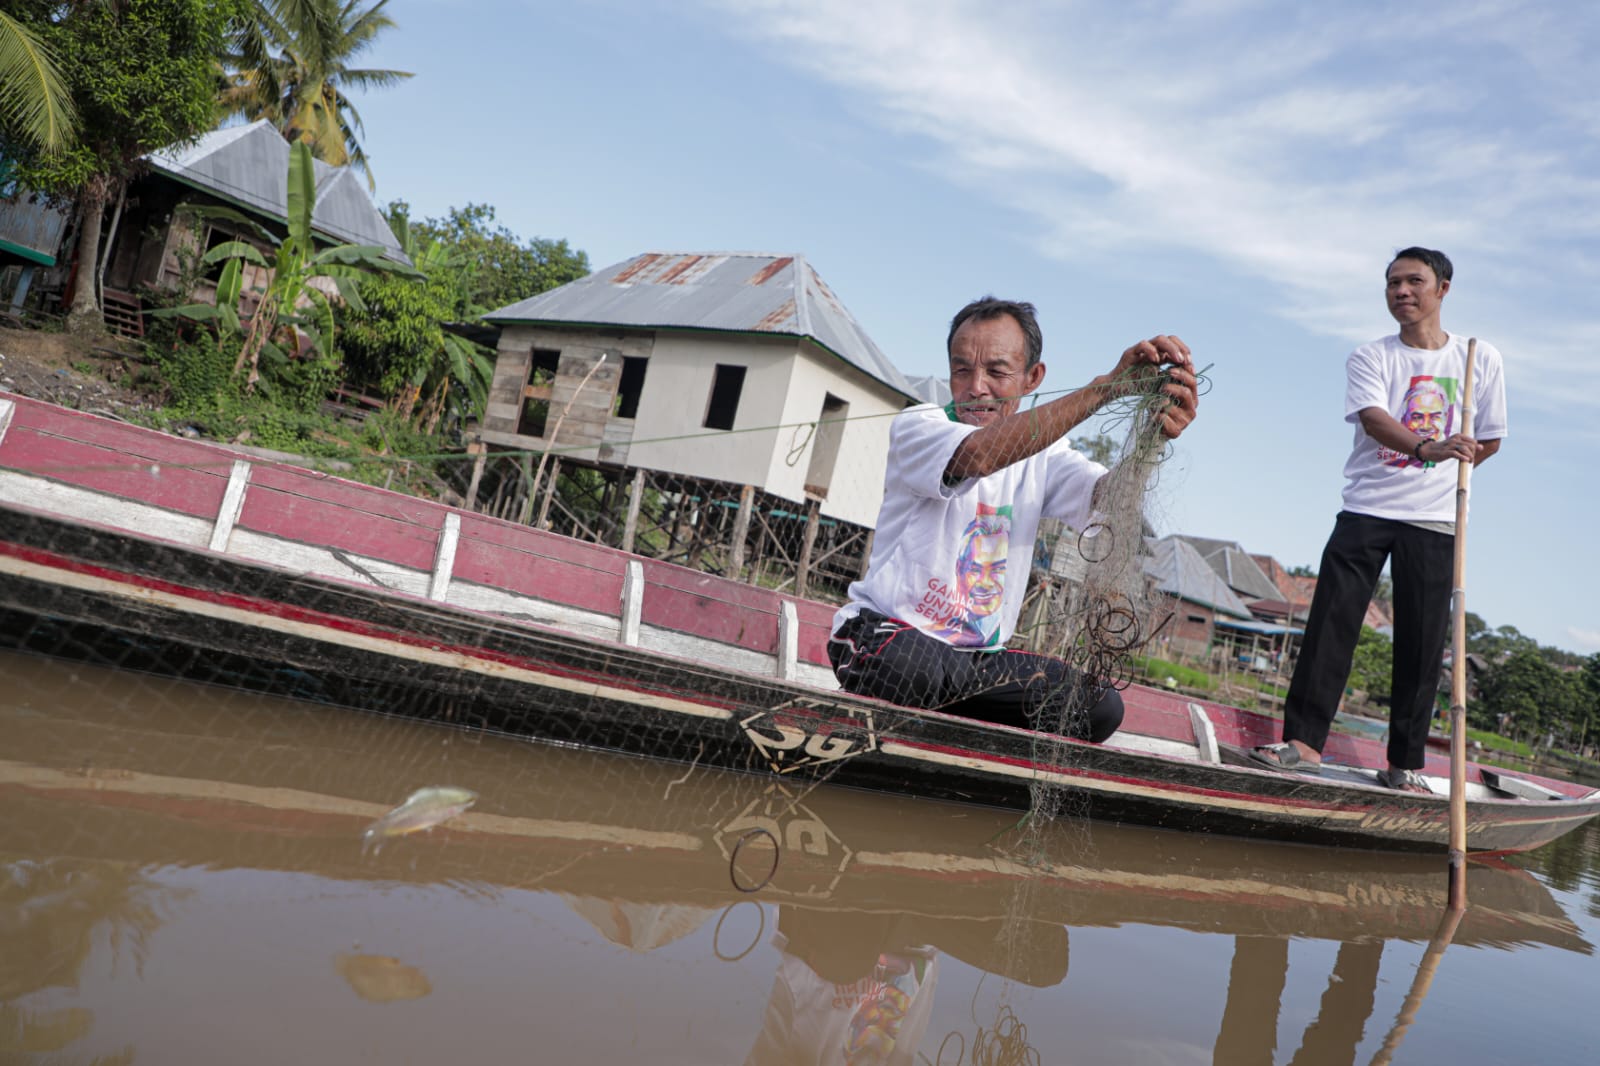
[
  {"x1": 1426, "y1": 433, "x2": 1478, "y2": 463},
  {"x1": 1107, "y1": 335, "x2": 1198, "y2": 439}
]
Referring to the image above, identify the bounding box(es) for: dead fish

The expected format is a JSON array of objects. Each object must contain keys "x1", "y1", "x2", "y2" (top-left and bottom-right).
[{"x1": 361, "y1": 786, "x2": 477, "y2": 854}]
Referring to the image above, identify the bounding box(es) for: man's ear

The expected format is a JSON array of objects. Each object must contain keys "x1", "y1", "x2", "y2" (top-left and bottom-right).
[
  {"x1": 1023, "y1": 362, "x2": 1046, "y2": 394},
  {"x1": 1438, "y1": 278, "x2": 1451, "y2": 298}
]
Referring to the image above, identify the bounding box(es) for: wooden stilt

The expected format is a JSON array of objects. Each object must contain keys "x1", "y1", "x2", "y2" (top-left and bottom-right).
[
  {"x1": 621, "y1": 468, "x2": 644, "y2": 554},
  {"x1": 796, "y1": 499, "x2": 821, "y2": 598},
  {"x1": 729, "y1": 485, "x2": 754, "y2": 580}
]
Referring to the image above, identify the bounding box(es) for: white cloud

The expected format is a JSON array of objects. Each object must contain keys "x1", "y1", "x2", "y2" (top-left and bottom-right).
[
  {"x1": 1566, "y1": 627, "x2": 1600, "y2": 655},
  {"x1": 716, "y1": 0, "x2": 1600, "y2": 408}
]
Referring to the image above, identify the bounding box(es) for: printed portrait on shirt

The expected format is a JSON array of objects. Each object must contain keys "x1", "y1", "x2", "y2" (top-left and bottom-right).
[
  {"x1": 915, "y1": 503, "x2": 1011, "y2": 647},
  {"x1": 1384, "y1": 375, "x2": 1458, "y2": 468}
]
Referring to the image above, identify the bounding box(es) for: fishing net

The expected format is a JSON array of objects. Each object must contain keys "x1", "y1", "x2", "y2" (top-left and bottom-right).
[{"x1": 0, "y1": 328, "x2": 1193, "y2": 1062}]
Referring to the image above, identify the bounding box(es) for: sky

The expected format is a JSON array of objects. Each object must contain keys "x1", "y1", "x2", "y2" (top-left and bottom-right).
[{"x1": 350, "y1": 0, "x2": 1600, "y2": 654}]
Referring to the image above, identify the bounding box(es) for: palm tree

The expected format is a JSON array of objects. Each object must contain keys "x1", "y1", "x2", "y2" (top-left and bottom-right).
[
  {"x1": 0, "y1": 10, "x2": 77, "y2": 155},
  {"x1": 222, "y1": 0, "x2": 410, "y2": 190}
]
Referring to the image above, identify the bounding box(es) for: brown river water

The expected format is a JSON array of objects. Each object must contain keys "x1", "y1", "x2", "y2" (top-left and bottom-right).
[{"x1": 3, "y1": 646, "x2": 1598, "y2": 1065}]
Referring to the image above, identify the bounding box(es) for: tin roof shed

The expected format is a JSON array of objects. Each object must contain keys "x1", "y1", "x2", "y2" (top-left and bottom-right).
[
  {"x1": 145, "y1": 121, "x2": 408, "y2": 263},
  {"x1": 484, "y1": 252, "x2": 919, "y2": 401}
]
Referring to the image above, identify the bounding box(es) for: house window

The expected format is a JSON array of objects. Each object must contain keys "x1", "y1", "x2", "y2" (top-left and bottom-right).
[
  {"x1": 517, "y1": 348, "x2": 561, "y2": 438},
  {"x1": 703, "y1": 364, "x2": 746, "y2": 431},
  {"x1": 804, "y1": 393, "x2": 849, "y2": 499},
  {"x1": 1187, "y1": 614, "x2": 1207, "y2": 624},
  {"x1": 614, "y1": 355, "x2": 648, "y2": 419}
]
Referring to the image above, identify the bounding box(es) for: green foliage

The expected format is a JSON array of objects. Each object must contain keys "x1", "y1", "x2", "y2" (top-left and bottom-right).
[
  {"x1": 1347, "y1": 625, "x2": 1392, "y2": 702},
  {"x1": 341, "y1": 269, "x2": 445, "y2": 394},
  {"x1": 1287, "y1": 564, "x2": 1316, "y2": 578},
  {"x1": 154, "y1": 141, "x2": 416, "y2": 389},
  {"x1": 4, "y1": 0, "x2": 234, "y2": 194},
  {"x1": 221, "y1": 0, "x2": 411, "y2": 188},
  {"x1": 0, "y1": 9, "x2": 77, "y2": 155},
  {"x1": 397, "y1": 202, "x2": 590, "y2": 315},
  {"x1": 1479, "y1": 647, "x2": 1558, "y2": 742},
  {"x1": 1069, "y1": 432, "x2": 1118, "y2": 467},
  {"x1": 1131, "y1": 655, "x2": 1214, "y2": 692}
]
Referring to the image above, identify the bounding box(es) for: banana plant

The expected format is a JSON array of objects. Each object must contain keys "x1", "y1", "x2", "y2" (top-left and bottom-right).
[{"x1": 156, "y1": 140, "x2": 417, "y2": 390}]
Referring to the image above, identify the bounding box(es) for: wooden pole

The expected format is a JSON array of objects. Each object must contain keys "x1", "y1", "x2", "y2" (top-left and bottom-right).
[
  {"x1": 535, "y1": 456, "x2": 562, "y2": 529},
  {"x1": 621, "y1": 468, "x2": 645, "y2": 553},
  {"x1": 1446, "y1": 338, "x2": 1477, "y2": 910},
  {"x1": 729, "y1": 484, "x2": 754, "y2": 580},
  {"x1": 464, "y1": 441, "x2": 487, "y2": 513},
  {"x1": 796, "y1": 499, "x2": 821, "y2": 598}
]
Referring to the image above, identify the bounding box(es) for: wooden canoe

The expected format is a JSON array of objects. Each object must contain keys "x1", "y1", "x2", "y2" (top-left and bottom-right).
[{"x1": 1, "y1": 393, "x2": 1596, "y2": 854}]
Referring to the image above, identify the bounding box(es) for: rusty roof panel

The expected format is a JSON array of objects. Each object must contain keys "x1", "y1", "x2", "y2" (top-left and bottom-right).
[
  {"x1": 747, "y1": 256, "x2": 793, "y2": 286},
  {"x1": 486, "y1": 252, "x2": 917, "y2": 400}
]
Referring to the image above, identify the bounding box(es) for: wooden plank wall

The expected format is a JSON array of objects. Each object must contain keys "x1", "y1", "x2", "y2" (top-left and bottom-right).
[{"x1": 483, "y1": 326, "x2": 652, "y2": 460}]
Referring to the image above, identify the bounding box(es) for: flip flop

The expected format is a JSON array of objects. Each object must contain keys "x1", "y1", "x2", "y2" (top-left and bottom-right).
[
  {"x1": 1247, "y1": 742, "x2": 1323, "y2": 776},
  {"x1": 1376, "y1": 767, "x2": 1433, "y2": 794}
]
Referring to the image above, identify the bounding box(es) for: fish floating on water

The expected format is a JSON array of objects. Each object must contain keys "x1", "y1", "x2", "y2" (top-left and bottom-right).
[{"x1": 361, "y1": 786, "x2": 478, "y2": 855}]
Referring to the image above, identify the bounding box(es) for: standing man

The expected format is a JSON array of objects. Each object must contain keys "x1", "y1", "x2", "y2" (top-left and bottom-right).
[
  {"x1": 1251, "y1": 248, "x2": 1506, "y2": 791},
  {"x1": 828, "y1": 297, "x2": 1199, "y2": 742}
]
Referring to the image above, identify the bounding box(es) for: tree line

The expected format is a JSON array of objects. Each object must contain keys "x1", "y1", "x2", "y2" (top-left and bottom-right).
[{"x1": 1345, "y1": 613, "x2": 1599, "y2": 755}]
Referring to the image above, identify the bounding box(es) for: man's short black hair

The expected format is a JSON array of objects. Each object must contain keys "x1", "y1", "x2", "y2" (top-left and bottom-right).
[
  {"x1": 947, "y1": 297, "x2": 1043, "y2": 368},
  {"x1": 1388, "y1": 247, "x2": 1453, "y2": 285}
]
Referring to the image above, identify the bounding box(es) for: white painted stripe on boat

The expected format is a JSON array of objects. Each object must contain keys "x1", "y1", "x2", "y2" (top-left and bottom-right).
[
  {"x1": 0, "y1": 473, "x2": 212, "y2": 548},
  {"x1": 0, "y1": 553, "x2": 732, "y2": 721},
  {"x1": 620, "y1": 560, "x2": 643, "y2": 646},
  {"x1": 0, "y1": 398, "x2": 14, "y2": 446},
  {"x1": 777, "y1": 600, "x2": 798, "y2": 682},
  {"x1": 1188, "y1": 702, "x2": 1221, "y2": 765},
  {"x1": 428, "y1": 512, "x2": 459, "y2": 602},
  {"x1": 209, "y1": 460, "x2": 252, "y2": 553},
  {"x1": 226, "y1": 527, "x2": 435, "y2": 596},
  {"x1": 878, "y1": 739, "x2": 1371, "y2": 822}
]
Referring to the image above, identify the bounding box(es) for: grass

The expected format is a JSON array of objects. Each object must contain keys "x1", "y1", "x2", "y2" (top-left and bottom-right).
[{"x1": 1130, "y1": 655, "x2": 1214, "y2": 693}]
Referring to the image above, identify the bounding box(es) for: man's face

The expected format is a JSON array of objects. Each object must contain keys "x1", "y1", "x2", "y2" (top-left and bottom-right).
[
  {"x1": 1386, "y1": 258, "x2": 1449, "y2": 328},
  {"x1": 948, "y1": 315, "x2": 1046, "y2": 427},
  {"x1": 1403, "y1": 386, "x2": 1447, "y2": 440},
  {"x1": 956, "y1": 533, "x2": 1006, "y2": 616}
]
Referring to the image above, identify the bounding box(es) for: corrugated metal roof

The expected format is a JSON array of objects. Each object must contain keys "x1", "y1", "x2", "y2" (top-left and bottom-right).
[
  {"x1": 484, "y1": 252, "x2": 919, "y2": 401},
  {"x1": 1178, "y1": 535, "x2": 1282, "y2": 601},
  {"x1": 905, "y1": 373, "x2": 952, "y2": 406},
  {"x1": 1144, "y1": 537, "x2": 1254, "y2": 618},
  {"x1": 146, "y1": 121, "x2": 408, "y2": 264}
]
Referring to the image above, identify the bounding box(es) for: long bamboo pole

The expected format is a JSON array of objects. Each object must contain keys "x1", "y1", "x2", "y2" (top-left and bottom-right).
[{"x1": 1446, "y1": 338, "x2": 1477, "y2": 910}]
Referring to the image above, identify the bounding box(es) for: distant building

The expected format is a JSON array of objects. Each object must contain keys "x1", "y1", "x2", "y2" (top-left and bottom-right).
[
  {"x1": 479, "y1": 252, "x2": 921, "y2": 530},
  {"x1": 0, "y1": 120, "x2": 406, "y2": 332},
  {"x1": 1143, "y1": 536, "x2": 1257, "y2": 657}
]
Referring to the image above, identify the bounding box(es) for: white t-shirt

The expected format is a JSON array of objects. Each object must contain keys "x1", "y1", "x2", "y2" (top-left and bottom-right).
[
  {"x1": 834, "y1": 403, "x2": 1107, "y2": 650},
  {"x1": 1341, "y1": 333, "x2": 1508, "y2": 522}
]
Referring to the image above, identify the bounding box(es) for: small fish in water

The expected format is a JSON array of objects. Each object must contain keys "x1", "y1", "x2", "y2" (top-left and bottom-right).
[{"x1": 361, "y1": 786, "x2": 477, "y2": 855}]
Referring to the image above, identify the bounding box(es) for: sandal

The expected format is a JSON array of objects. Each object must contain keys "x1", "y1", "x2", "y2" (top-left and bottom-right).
[
  {"x1": 1376, "y1": 767, "x2": 1433, "y2": 794},
  {"x1": 1248, "y1": 742, "x2": 1322, "y2": 776}
]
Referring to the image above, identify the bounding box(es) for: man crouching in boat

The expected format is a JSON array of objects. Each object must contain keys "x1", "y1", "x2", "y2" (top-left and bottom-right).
[{"x1": 828, "y1": 297, "x2": 1199, "y2": 741}]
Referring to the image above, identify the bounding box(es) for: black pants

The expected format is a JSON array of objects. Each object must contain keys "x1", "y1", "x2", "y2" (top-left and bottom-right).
[
  {"x1": 1283, "y1": 511, "x2": 1453, "y2": 769},
  {"x1": 828, "y1": 611, "x2": 1124, "y2": 743}
]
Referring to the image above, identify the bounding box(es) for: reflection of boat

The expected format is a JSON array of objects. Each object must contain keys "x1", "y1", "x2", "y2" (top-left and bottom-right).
[
  {"x1": 1, "y1": 666, "x2": 1589, "y2": 956},
  {"x1": 3, "y1": 394, "x2": 1598, "y2": 854}
]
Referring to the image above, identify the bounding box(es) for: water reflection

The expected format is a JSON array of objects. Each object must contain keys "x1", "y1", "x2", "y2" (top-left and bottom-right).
[{"x1": 2, "y1": 647, "x2": 1597, "y2": 1064}]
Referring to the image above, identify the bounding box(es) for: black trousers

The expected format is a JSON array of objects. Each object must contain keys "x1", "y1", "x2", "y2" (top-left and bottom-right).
[
  {"x1": 1283, "y1": 511, "x2": 1453, "y2": 769},
  {"x1": 828, "y1": 610, "x2": 1124, "y2": 743}
]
